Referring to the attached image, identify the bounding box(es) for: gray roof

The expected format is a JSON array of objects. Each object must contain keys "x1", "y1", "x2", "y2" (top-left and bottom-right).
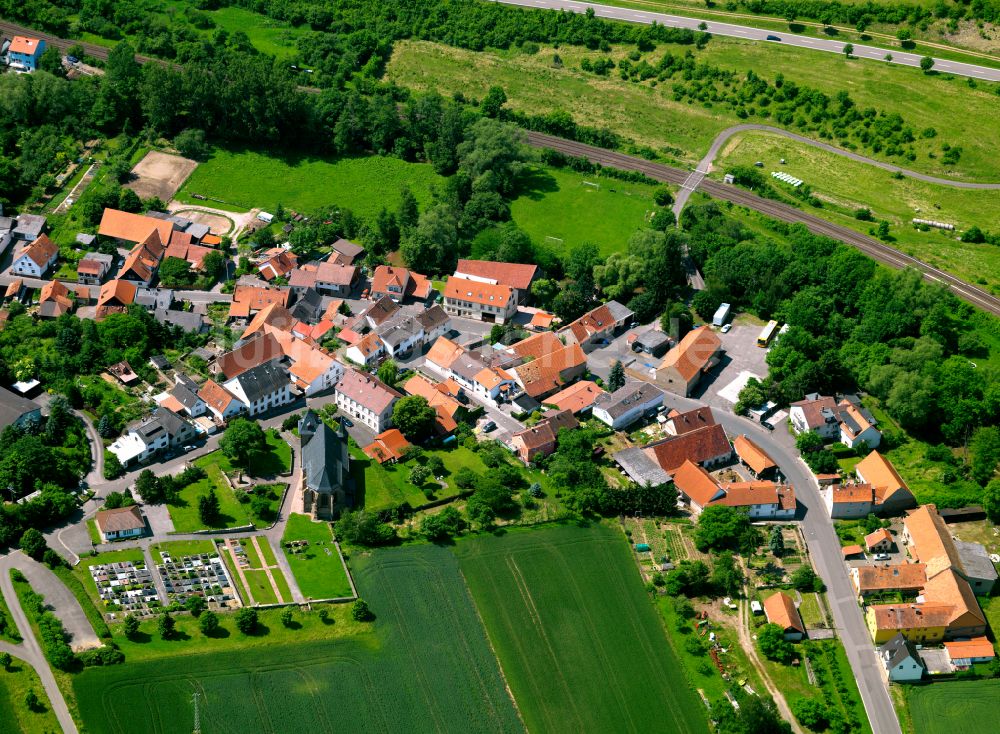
[
  {"x1": 605, "y1": 300, "x2": 635, "y2": 324},
  {"x1": 174, "y1": 373, "x2": 199, "y2": 392},
  {"x1": 613, "y1": 446, "x2": 672, "y2": 486},
  {"x1": 377, "y1": 314, "x2": 420, "y2": 348},
  {"x1": 635, "y1": 330, "x2": 671, "y2": 350},
  {"x1": 880, "y1": 633, "x2": 922, "y2": 670},
  {"x1": 184, "y1": 223, "x2": 210, "y2": 241},
  {"x1": 135, "y1": 288, "x2": 174, "y2": 310},
  {"x1": 170, "y1": 383, "x2": 203, "y2": 410},
  {"x1": 150, "y1": 355, "x2": 170, "y2": 369},
  {"x1": 955, "y1": 540, "x2": 1000, "y2": 583},
  {"x1": 13, "y1": 214, "x2": 46, "y2": 239},
  {"x1": 0, "y1": 217, "x2": 13, "y2": 231},
  {"x1": 154, "y1": 309, "x2": 205, "y2": 333},
  {"x1": 152, "y1": 406, "x2": 189, "y2": 436},
  {"x1": 450, "y1": 352, "x2": 487, "y2": 383},
  {"x1": 231, "y1": 359, "x2": 288, "y2": 404},
  {"x1": 0, "y1": 387, "x2": 41, "y2": 430},
  {"x1": 299, "y1": 410, "x2": 350, "y2": 497},
  {"x1": 76, "y1": 233, "x2": 97, "y2": 246},
  {"x1": 331, "y1": 238, "x2": 364, "y2": 259},
  {"x1": 290, "y1": 287, "x2": 323, "y2": 323},
  {"x1": 416, "y1": 304, "x2": 448, "y2": 331},
  {"x1": 593, "y1": 382, "x2": 665, "y2": 419}
]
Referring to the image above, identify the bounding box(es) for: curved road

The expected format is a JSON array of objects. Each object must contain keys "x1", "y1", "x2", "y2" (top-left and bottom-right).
[
  {"x1": 491, "y1": 0, "x2": 1000, "y2": 82},
  {"x1": 525, "y1": 130, "x2": 1000, "y2": 316}
]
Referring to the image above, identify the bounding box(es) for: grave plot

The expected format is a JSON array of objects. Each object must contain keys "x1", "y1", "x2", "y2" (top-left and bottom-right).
[
  {"x1": 89, "y1": 561, "x2": 160, "y2": 616},
  {"x1": 156, "y1": 550, "x2": 241, "y2": 610}
]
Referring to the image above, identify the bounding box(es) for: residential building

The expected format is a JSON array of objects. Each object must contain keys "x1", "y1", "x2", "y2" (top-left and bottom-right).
[
  {"x1": 133, "y1": 287, "x2": 174, "y2": 311},
  {"x1": 561, "y1": 301, "x2": 634, "y2": 351},
  {"x1": 904, "y1": 504, "x2": 997, "y2": 595},
  {"x1": 789, "y1": 394, "x2": 882, "y2": 449},
  {"x1": 154, "y1": 309, "x2": 207, "y2": 334},
  {"x1": 2, "y1": 279, "x2": 26, "y2": 305},
  {"x1": 242, "y1": 303, "x2": 296, "y2": 341},
  {"x1": 454, "y1": 259, "x2": 538, "y2": 303},
  {"x1": 215, "y1": 333, "x2": 286, "y2": 381},
  {"x1": 851, "y1": 564, "x2": 927, "y2": 599},
  {"x1": 509, "y1": 339, "x2": 587, "y2": 400},
  {"x1": 345, "y1": 332, "x2": 385, "y2": 368},
  {"x1": 824, "y1": 484, "x2": 877, "y2": 519},
  {"x1": 299, "y1": 410, "x2": 352, "y2": 519},
  {"x1": 415, "y1": 305, "x2": 450, "y2": 344},
  {"x1": 334, "y1": 370, "x2": 401, "y2": 433},
  {"x1": 0, "y1": 388, "x2": 41, "y2": 431},
  {"x1": 118, "y1": 230, "x2": 166, "y2": 286},
  {"x1": 11, "y1": 214, "x2": 46, "y2": 242},
  {"x1": 866, "y1": 604, "x2": 952, "y2": 644},
  {"x1": 109, "y1": 407, "x2": 198, "y2": 466},
  {"x1": 11, "y1": 234, "x2": 58, "y2": 277},
  {"x1": 529, "y1": 310, "x2": 555, "y2": 331},
  {"x1": 443, "y1": 276, "x2": 517, "y2": 324},
  {"x1": 258, "y1": 250, "x2": 298, "y2": 281},
  {"x1": 330, "y1": 238, "x2": 365, "y2": 266},
  {"x1": 733, "y1": 434, "x2": 777, "y2": 478},
  {"x1": 511, "y1": 410, "x2": 579, "y2": 464},
  {"x1": 370, "y1": 265, "x2": 433, "y2": 302},
  {"x1": 944, "y1": 638, "x2": 995, "y2": 668},
  {"x1": 37, "y1": 281, "x2": 78, "y2": 318},
  {"x1": 7, "y1": 37, "x2": 46, "y2": 72},
  {"x1": 614, "y1": 423, "x2": 732, "y2": 487},
  {"x1": 285, "y1": 340, "x2": 345, "y2": 397},
  {"x1": 878, "y1": 634, "x2": 925, "y2": 682},
  {"x1": 98, "y1": 209, "x2": 174, "y2": 246},
  {"x1": 312, "y1": 261, "x2": 359, "y2": 296},
  {"x1": 163, "y1": 232, "x2": 215, "y2": 272},
  {"x1": 402, "y1": 374, "x2": 462, "y2": 435},
  {"x1": 94, "y1": 506, "x2": 146, "y2": 543},
  {"x1": 228, "y1": 285, "x2": 291, "y2": 320},
  {"x1": 375, "y1": 313, "x2": 425, "y2": 360},
  {"x1": 656, "y1": 326, "x2": 723, "y2": 396},
  {"x1": 95, "y1": 279, "x2": 137, "y2": 319},
  {"x1": 544, "y1": 380, "x2": 606, "y2": 415},
  {"x1": 77, "y1": 252, "x2": 114, "y2": 285},
  {"x1": 664, "y1": 406, "x2": 717, "y2": 436},
  {"x1": 672, "y1": 460, "x2": 795, "y2": 519},
  {"x1": 854, "y1": 451, "x2": 916, "y2": 515},
  {"x1": 425, "y1": 336, "x2": 516, "y2": 403},
  {"x1": 159, "y1": 376, "x2": 206, "y2": 419},
  {"x1": 763, "y1": 592, "x2": 805, "y2": 640},
  {"x1": 289, "y1": 288, "x2": 324, "y2": 324},
  {"x1": 363, "y1": 429, "x2": 412, "y2": 465},
  {"x1": 198, "y1": 379, "x2": 245, "y2": 423},
  {"x1": 222, "y1": 360, "x2": 293, "y2": 417},
  {"x1": 865, "y1": 528, "x2": 895, "y2": 553},
  {"x1": 353, "y1": 296, "x2": 400, "y2": 332},
  {"x1": 592, "y1": 382, "x2": 665, "y2": 430}
]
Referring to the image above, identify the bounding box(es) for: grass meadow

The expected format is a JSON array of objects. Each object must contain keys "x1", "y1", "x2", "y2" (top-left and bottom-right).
[
  {"x1": 511, "y1": 165, "x2": 660, "y2": 257},
  {"x1": 73, "y1": 545, "x2": 522, "y2": 733},
  {"x1": 455, "y1": 524, "x2": 707, "y2": 734},
  {"x1": 281, "y1": 514, "x2": 353, "y2": 600},
  {"x1": 0, "y1": 657, "x2": 61, "y2": 734},
  {"x1": 905, "y1": 679, "x2": 1000, "y2": 734},
  {"x1": 174, "y1": 149, "x2": 445, "y2": 217},
  {"x1": 714, "y1": 131, "x2": 1000, "y2": 291},
  {"x1": 385, "y1": 38, "x2": 1000, "y2": 181}
]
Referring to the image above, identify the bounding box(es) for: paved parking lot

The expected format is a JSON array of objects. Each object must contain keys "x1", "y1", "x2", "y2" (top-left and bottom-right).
[{"x1": 694, "y1": 325, "x2": 769, "y2": 409}]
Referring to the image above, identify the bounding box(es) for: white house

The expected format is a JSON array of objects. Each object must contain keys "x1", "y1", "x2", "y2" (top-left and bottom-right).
[
  {"x1": 223, "y1": 359, "x2": 293, "y2": 417},
  {"x1": 879, "y1": 634, "x2": 925, "y2": 682},
  {"x1": 790, "y1": 394, "x2": 881, "y2": 449},
  {"x1": 335, "y1": 369, "x2": 401, "y2": 433},
  {"x1": 345, "y1": 332, "x2": 384, "y2": 368},
  {"x1": 108, "y1": 408, "x2": 197, "y2": 467},
  {"x1": 592, "y1": 382, "x2": 665, "y2": 430},
  {"x1": 198, "y1": 379, "x2": 246, "y2": 423},
  {"x1": 286, "y1": 342, "x2": 345, "y2": 397},
  {"x1": 11, "y1": 234, "x2": 58, "y2": 277},
  {"x1": 94, "y1": 506, "x2": 146, "y2": 542}
]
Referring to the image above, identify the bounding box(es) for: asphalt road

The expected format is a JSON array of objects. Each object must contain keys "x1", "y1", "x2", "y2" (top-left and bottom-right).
[
  {"x1": 490, "y1": 0, "x2": 1000, "y2": 82},
  {"x1": 525, "y1": 130, "x2": 1000, "y2": 317}
]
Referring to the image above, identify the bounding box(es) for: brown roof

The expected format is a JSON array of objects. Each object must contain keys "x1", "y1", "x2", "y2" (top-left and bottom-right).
[
  {"x1": 444, "y1": 276, "x2": 513, "y2": 308},
  {"x1": 868, "y1": 603, "x2": 955, "y2": 631},
  {"x1": 331, "y1": 238, "x2": 364, "y2": 262},
  {"x1": 118, "y1": 230, "x2": 165, "y2": 283},
  {"x1": 363, "y1": 429, "x2": 412, "y2": 464},
  {"x1": 242, "y1": 303, "x2": 296, "y2": 339},
  {"x1": 713, "y1": 480, "x2": 782, "y2": 508},
  {"x1": 830, "y1": 484, "x2": 874, "y2": 504},
  {"x1": 672, "y1": 460, "x2": 723, "y2": 507},
  {"x1": 95, "y1": 505, "x2": 144, "y2": 534},
  {"x1": 904, "y1": 505, "x2": 963, "y2": 572},
  {"x1": 426, "y1": 337, "x2": 465, "y2": 370},
  {"x1": 314, "y1": 261, "x2": 358, "y2": 286},
  {"x1": 4, "y1": 279, "x2": 23, "y2": 298},
  {"x1": 98, "y1": 209, "x2": 174, "y2": 244},
  {"x1": 854, "y1": 564, "x2": 927, "y2": 593},
  {"x1": 512, "y1": 344, "x2": 586, "y2": 398},
  {"x1": 789, "y1": 394, "x2": 838, "y2": 430},
  {"x1": 258, "y1": 251, "x2": 298, "y2": 280},
  {"x1": 455, "y1": 259, "x2": 538, "y2": 291},
  {"x1": 565, "y1": 303, "x2": 617, "y2": 343},
  {"x1": 842, "y1": 545, "x2": 864, "y2": 557},
  {"x1": 510, "y1": 331, "x2": 563, "y2": 360},
  {"x1": 733, "y1": 434, "x2": 776, "y2": 475},
  {"x1": 667, "y1": 406, "x2": 717, "y2": 435},
  {"x1": 856, "y1": 451, "x2": 910, "y2": 504},
  {"x1": 19, "y1": 234, "x2": 58, "y2": 268},
  {"x1": 216, "y1": 333, "x2": 284, "y2": 380},
  {"x1": 198, "y1": 379, "x2": 238, "y2": 413},
  {"x1": 229, "y1": 285, "x2": 290, "y2": 319},
  {"x1": 865, "y1": 528, "x2": 894, "y2": 550},
  {"x1": 77, "y1": 255, "x2": 108, "y2": 275},
  {"x1": 97, "y1": 279, "x2": 137, "y2": 308},
  {"x1": 658, "y1": 326, "x2": 721, "y2": 381},
  {"x1": 645, "y1": 424, "x2": 731, "y2": 472},
  {"x1": 352, "y1": 332, "x2": 383, "y2": 358},
  {"x1": 530, "y1": 311, "x2": 555, "y2": 329},
  {"x1": 944, "y1": 637, "x2": 995, "y2": 660},
  {"x1": 763, "y1": 592, "x2": 804, "y2": 635},
  {"x1": 920, "y1": 569, "x2": 986, "y2": 626},
  {"x1": 545, "y1": 380, "x2": 606, "y2": 414}
]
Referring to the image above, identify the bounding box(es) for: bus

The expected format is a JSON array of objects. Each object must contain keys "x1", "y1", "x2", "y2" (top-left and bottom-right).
[{"x1": 757, "y1": 320, "x2": 779, "y2": 348}]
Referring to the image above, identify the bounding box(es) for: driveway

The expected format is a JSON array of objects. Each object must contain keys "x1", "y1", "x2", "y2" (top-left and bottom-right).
[{"x1": 6, "y1": 554, "x2": 101, "y2": 651}]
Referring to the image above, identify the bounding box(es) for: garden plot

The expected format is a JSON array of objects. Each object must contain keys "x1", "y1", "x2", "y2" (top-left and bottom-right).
[
  {"x1": 155, "y1": 549, "x2": 241, "y2": 610},
  {"x1": 89, "y1": 560, "x2": 159, "y2": 616}
]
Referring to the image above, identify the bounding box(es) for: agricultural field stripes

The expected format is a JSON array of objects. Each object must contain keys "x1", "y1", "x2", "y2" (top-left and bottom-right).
[
  {"x1": 905, "y1": 679, "x2": 1000, "y2": 734},
  {"x1": 455, "y1": 524, "x2": 708, "y2": 734}
]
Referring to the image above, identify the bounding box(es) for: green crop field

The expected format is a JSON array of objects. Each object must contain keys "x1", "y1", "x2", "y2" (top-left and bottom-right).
[
  {"x1": 385, "y1": 38, "x2": 1000, "y2": 181},
  {"x1": 714, "y1": 131, "x2": 1000, "y2": 291},
  {"x1": 455, "y1": 524, "x2": 707, "y2": 734},
  {"x1": 174, "y1": 149, "x2": 445, "y2": 217},
  {"x1": 905, "y1": 679, "x2": 1000, "y2": 734},
  {"x1": 0, "y1": 657, "x2": 60, "y2": 734},
  {"x1": 511, "y1": 165, "x2": 660, "y2": 256},
  {"x1": 74, "y1": 544, "x2": 522, "y2": 733},
  {"x1": 281, "y1": 514, "x2": 353, "y2": 600}
]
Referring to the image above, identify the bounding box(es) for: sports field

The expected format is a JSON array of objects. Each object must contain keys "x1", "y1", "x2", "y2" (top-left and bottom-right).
[
  {"x1": 74, "y1": 545, "x2": 522, "y2": 733},
  {"x1": 511, "y1": 166, "x2": 660, "y2": 256},
  {"x1": 455, "y1": 524, "x2": 707, "y2": 734},
  {"x1": 905, "y1": 679, "x2": 1000, "y2": 734},
  {"x1": 174, "y1": 149, "x2": 445, "y2": 217}
]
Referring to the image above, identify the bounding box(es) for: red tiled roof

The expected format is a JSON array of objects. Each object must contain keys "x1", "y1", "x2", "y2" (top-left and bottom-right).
[
  {"x1": 444, "y1": 276, "x2": 513, "y2": 308},
  {"x1": 19, "y1": 235, "x2": 58, "y2": 268},
  {"x1": 763, "y1": 592, "x2": 804, "y2": 634},
  {"x1": 9, "y1": 36, "x2": 42, "y2": 55},
  {"x1": 363, "y1": 429, "x2": 412, "y2": 464},
  {"x1": 216, "y1": 333, "x2": 284, "y2": 380},
  {"x1": 98, "y1": 209, "x2": 173, "y2": 244},
  {"x1": 733, "y1": 434, "x2": 776, "y2": 475},
  {"x1": 658, "y1": 326, "x2": 722, "y2": 381},
  {"x1": 645, "y1": 424, "x2": 731, "y2": 472},
  {"x1": 455, "y1": 259, "x2": 538, "y2": 290},
  {"x1": 545, "y1": 380, "x2": 605, "y2": 414},
  {"x1": 668, "y1": 406, "x2": 717, "y2": 435}
]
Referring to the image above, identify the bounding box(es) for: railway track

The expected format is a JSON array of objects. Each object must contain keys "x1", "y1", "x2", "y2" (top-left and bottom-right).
[{"x1": 524, "y1": 131, "x2": 1000, "y2": 316}]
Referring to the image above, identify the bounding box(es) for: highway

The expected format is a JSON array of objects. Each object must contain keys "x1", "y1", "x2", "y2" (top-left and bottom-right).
[
  {"x1": 490, "y1": 0, "x2": 1000, "y2": 82},
  {"x1": 525, "y1": 130, "x2": 1000, "y2": 317}
]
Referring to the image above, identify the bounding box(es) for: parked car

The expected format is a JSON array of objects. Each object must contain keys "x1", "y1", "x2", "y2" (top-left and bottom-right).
[
  {"x1": 721, "y1": 323, "x2": 732, "y2": 333},
  {"x1": 482, "y1": 420, "x2": 497, "y2": 433},
  {"x1": 766, "y1": 35, "x2": 782, "y2": 41},
  {"x1": 342, "y1": 418, "x2": 354, "y2": 428},
  {"x1": 874, "y1": 553, "x2": 891, "y2": 561},
  {"x1": 67, "y1": 55, "x2": 79, "y2": 64}
]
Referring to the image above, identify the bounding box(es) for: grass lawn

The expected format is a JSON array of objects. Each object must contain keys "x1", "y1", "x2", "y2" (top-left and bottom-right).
[
  {"x1": 209, "y1": 7, "x2": 304, "y2": 60},
  {"x1": 714, "y1": 131, "x2": 1000, "y2": 291},
  {"x1": 85, "y1": 520, "x2": 100, "y2": 546},
  {"x1": 73, "y1": 545, "x2": 522, "y2": 733},
  {"x1": 905, "y1": 679, "x2": 1000, "y2": 734},
  {"x1": 797, "y1": 593, "x2": 826, "y2": 627},
  {"x1": 0, "y1": 583, "x2": 22, "y2": 643},
  {"x1": 510, "y1": 165, "x2": 661, "y2": 257},
  {"x1": 282, "y1": 514, "x2": 353, "y2": 600},
  {"x1": 174, "y1": 149, "x2": 445, "y2": 218},
  {"x1": 385, "y1": 38, "x2": 1000, "y2": 181},
  {"x1": 167, "y1": 456, "x2": 252, "y2": 533},
  {"x1": 242, "y1": 570, "x2": 278, "y2": 605},
  {"x1": 455, "y1": 523, "x2": 707, "y2": 734},
  {"x1": 150, "y1": 540, "x2": 217, "y2": 558},
  {"x1": 0, "y1": 656, "x2": 61, "y2": 734}
]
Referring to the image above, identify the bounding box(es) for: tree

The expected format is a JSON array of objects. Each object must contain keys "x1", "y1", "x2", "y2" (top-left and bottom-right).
[
  {"x1": 608, "y1": 360, "x2": 626, "y2": 392},
  {"x1": 735, "y1": 378, "x2": 767, "y2": 415},
  {"x1": 185, "y1": 595, "x2": 206, "y2": 618},
  {"x1": 157, "y1": 612, "x2": 176, "y2": 640},
  {"x1": 19, "y1": 529, "x2": 47, "y2": 560},
  {"x1": 790, "y1": 566, "x2": 821, "y2": 592},
  {"x1": 280, "y1": 609, "x2": 294, "y2": 627},
  {"x1": 220, "y1": 418, "x2": 267, "y2": 469},
  {"x1": 198, "y1": 610, "x2": 220, "y2": 636},
  {"x1": 694, "y1": 505, "x2": 758, "y2": 553},
  {"x1": 409, "y1": 465, "x2": 431, "y2": 487},
  {"x1": 711, "y1": 552, "x2": 743, "y2": 597},
  {"x1": 0, "y1": 652, "x2": 11, "y2": 671},
  {"x1": 158, "y1": 256, "x2": 195, "y2": 287},
  {"x1": 920, "y1": 56, "x2": 934, "y2": 72},
  {"x1": 392, "y1": 396, "x2": 438, "y2": 442},
  {"x1": 795, "y1": 431, "x2": 824, "y2": 453},
  {"x1": 122, "y1": 614, "x2": 140, "y2": 639},
  {"x1": 97, "y1": 414, "x2": 117, "y2": 439},
  {"x1": 421, "y1": 506, "x2": 466, "y2": 541},
  {"x1": 38, "y1": 46, "x2": 65, "y2": 77},
  {"x1": 480, "y1": 86, "x2": 508, "y2": 118},
  {"x1": 174, "y1": 128, "x2": 209, "y2": 160},
  {"x1": 235, "y1": 607, "x2": 258, "y2": 634},
  {"x1": 426, "y1": 455, "x2": 445, "y2": 477},
  {"x1": 24, "y1": 690, "x2": 40, "y2": 712},
  {"x1": 135, "y1": 469, "x2": 165, "y2": 503},
  {"x1": 969, "y1": 426, "x2": 1000, "y2": 485},
  {"x1": 984, "y1": 479, "x2": 1000, "y2": 524},
  {"x1": 792, "y1": 698, "x2": 829, "y2": 731},
  {"x1": 334, "y1": 510, "x2": 397, "y2": 547},
  {"x1": 876, "y1": 220, "x2": 891, "y2": 240},
  {"x1": 201, "y1": 251, "x2": 225, "y2": 283},
  {"x1": 843, "y1": 43, "x2": 854, "y2": 57},
  {"x1": 376, "y1": 359, "x2": 399, "y2": 387},
  {"x1": 769, "y1": 527, "x2": 785, "y2": 557},
  {"x1": 757, "y1": 622, "x2": 794, "y2": 663},
  {"x1": 352, "y1": 599, "x2": 374, "y2": 621},
  {"x1": 398, "y1": 187, "x2": 419, "y2": 230},
  {"x1": 198, "y1": 490, "x2": 221, "y2": 526}
]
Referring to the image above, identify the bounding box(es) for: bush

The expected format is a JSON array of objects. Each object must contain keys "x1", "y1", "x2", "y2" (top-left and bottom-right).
[
  {"x1": 757, "y1": 622, "x2": 794, "y2": 664},
  {"x1": 792, "y1": 698, "x2": 829, "y2": 730},
  {"x1": 79, "y1": 646, "x2": 125, "y2": 667},
  {"x1": 235, "y1": 607, "x2": 258, "y2": 634},
  {"x1": 352, "y1": 599, "x2": 374, "y2": 622}
]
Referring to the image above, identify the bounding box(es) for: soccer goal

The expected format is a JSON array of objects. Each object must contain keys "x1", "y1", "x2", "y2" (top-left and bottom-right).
[{"x1": 582, "y1": 180, "x2": 600, "y2": 191}]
